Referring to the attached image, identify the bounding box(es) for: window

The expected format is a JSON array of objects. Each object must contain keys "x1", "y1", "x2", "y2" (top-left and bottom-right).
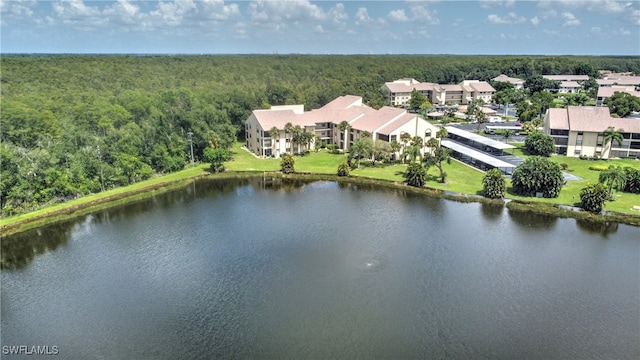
[
  {"x1": 390, "y1": 135, "x2": 397, "y2": 142},
  {"x1": 576, "y1": 140, "x2": 582, "y2": 146},
  {"x1": 578, "y1": 131, "x2": 584, "y2": 136},
  {"x1": 574, "y1": 149, "x2": 581, "y2": 155}
]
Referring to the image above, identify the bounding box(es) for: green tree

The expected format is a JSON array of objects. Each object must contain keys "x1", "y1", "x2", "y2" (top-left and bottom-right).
[
  {"x1": 501, "y1": 129, "x2": 514, "y2": 143},
  {"x1": 203, "y1": 147, "x2": 231, "y2": 173},
  {"x1": 623, "y1": 167, "x2": 640, "y2": 194},
  {"x1": 511, "y1": 156, "x2": 565, "y2": 198},
  {"x1": 603, "y1": 92, "x2": 640, "y2": 118},
  {"x1": 338, "y1": 120, "x2": 351, "y2": 151},
  {"x1": 482, "y1": 168, "x2": 506, "y2": 199},
  {"x1": 603, "y1": 126, "x2": 624, "y2": 155},
  {"x1": 269, "y1": 126, "x2": 280, "y2": 157},
  {"x1": 598, "y1": 165, "x2": 627, "y2": 200},
  {"x1": 349, "y1": 138, "x2": 371, "y2": 168},
  {"x1": 580, "y1": 182, "x2": 609, "y2": 213},
  {"x1": 399, "y1": 132, "x2": 413, "y2": 162},
  {"x1": 436, "y1": 126, "x2": 448, "y2": 146},
  {"x1": 337, "y1": 161, "x2": 350, "y2": 176},
  {"x1": 524, "y1": 131, "x2": 555, "y2": 156},
  {"x1": 404, "y1": 162, "x2": 427, "y2": 188},
  {"x1": 424, "y1": 146, "x2": 451, "y2": 183},
  {"x1": 409, "y1": 89, "x2": 427, "y2": 111},
  {"x1": 280, "y1": 153, "x2": 295, "y2": 174},
  {"x1": 390, "y1": 140, "x2": 402, "y2": 161},
  {"x1": 284, "y1": 122, "x2": 295, "y2": 155}
]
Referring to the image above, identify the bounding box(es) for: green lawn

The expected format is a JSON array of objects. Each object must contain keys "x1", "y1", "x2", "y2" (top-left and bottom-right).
[{"x1": 505, "y1": 143, "x2": 640, "y2": 214}]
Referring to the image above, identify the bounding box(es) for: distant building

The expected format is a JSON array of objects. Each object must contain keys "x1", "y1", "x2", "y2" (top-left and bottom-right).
[
  {"x1": 542, "y1": 75, "x2": 590, "y2": 82},
  {"x1": 381, "y1": 79, "x2": 495, "y2": 107},
  {"x1": 245, "y1": 95, "x2": 439, "y2": 158},
  {"x1": 596, "y1": 86, "x2": 640, "y2": 106},
  {"x1": 543, "y1": 106, "x2": 640, "y2": 159},
  {"x1": 491, "y1": 74, "x2": 524, "y2": 90},
  {"x1": 558, "y1": 81, "x2": 582, "y2": 94}
]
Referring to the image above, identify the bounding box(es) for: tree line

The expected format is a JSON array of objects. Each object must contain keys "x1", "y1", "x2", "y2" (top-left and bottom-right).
[{"x1": 2, "y1": 54, "x2": 639, "y2": 216}]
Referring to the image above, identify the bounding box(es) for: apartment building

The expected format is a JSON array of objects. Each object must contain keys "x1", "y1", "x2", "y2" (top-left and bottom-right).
[
  {"x1": 543, "y1": 106, "x2": 640, "y2": 159},
  {"x1": 491, "y1": 74, "x2": 524, "y2": 90},
  {"x1": 596, "y1": 86, "x2": 640, "y2": 106},
  {"x1": 245, "y1": 95, "x2": 439, "y2": 158},
  {"x1": 381, "y1": 79, "x2": 495, "y2": 107}
]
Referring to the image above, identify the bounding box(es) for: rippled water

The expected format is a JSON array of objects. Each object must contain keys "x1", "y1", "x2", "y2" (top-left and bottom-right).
[{"x1": 2, "y1": 177, "x2": 639, "y2": 359}]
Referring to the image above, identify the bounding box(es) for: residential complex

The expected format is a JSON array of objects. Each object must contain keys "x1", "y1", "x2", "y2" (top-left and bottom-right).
[
  {"x1": 596, "y1": 86, "x2": 640, "y2": 106},
  {"x1": 381, "y1": 78, "x2": 495, "y2": 107},
  {"x1": 245, "y1": 95, "x2": 439, "y2": 158},
  {"x1": 544, "y1": 106, "x2": 640, "y2": 159},
  {"x1": 491, "y1": 74, "x2": 524, "y2": 90}
]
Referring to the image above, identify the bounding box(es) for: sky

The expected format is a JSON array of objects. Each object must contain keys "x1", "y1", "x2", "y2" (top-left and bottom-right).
[{"x1": 1, "y1": 0, "x2": 639, "y2": 55}]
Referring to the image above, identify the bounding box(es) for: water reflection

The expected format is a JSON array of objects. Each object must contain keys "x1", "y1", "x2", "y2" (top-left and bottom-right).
[
  {"x1": 480, "y1": 203, "x2": 504, "y2": 221},
  {"x1": 576, "y1": 219, "x2": 619, "y2": 238},
  {"x1": 1, "y1": 221, "x2": 73, "y2": 270},
  {"x1": 507, "y1": 209, "x2": 558, "y2": 230}
]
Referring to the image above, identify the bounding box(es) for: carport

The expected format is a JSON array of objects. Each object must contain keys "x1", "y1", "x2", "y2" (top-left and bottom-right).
[
  {"x1": 445, "y1": 126, "x2": 515, "y2": 156},
  {"x1": 441, "y1": 139, "x2": 517, "y2": 175}
]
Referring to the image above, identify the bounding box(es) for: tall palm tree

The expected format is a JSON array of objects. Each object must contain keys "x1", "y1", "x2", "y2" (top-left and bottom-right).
[
  {"x1": 292, "y1": 125, "x2": 302, "y2": 154},
  {"x1": 599, "y1": 165, "x2": 627, "y2": 200},
  {"x1": 400, "y1": 132, "x2": 412, "y2": 162},
  {"x1": 502, "y1": 129, "x2": 514, "y2": 143},
  {"x1": 284, "y1": 122, "x2": 294, "y2": 155},
  {"x1": 269, "y1": 126, "x2": 280, "y2": 157},
  {"x1": 338, "y1": 120, "x2": 351, "y2": 151},
  {"x1": 436, "y1": 127, "x2": 448, "y2": 146},
  {"x1": 603, "y1": 126, "x2": 624, "y2": 157},
  {"x1": 426, "y1": 137, "x2": 440, "y2": 154}
]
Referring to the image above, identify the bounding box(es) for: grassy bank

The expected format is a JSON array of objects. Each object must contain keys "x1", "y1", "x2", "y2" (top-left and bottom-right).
[{"x1": 3, "y1": 142, "x2": 640, "y2": 235}]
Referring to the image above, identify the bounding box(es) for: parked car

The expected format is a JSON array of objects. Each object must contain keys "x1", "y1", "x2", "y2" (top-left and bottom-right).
[{"x1": 515, "y1": 122, "x2": 523, "y2": 127}]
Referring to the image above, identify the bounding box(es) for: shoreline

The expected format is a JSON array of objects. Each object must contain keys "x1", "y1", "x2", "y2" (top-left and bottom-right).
[{"x1": 2, "y1": 169, "x2": 639, "y2": 237}]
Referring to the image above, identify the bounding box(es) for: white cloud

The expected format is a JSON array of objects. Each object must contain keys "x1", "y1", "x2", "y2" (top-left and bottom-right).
[
  {"x1": 387, "y1": 4, "x2": 439, "y2": 24},
  {"x1": 200, "y1": 0, "x2": 240, "y2": 21},
  {"x1": 51, "y1": 0, "x2": 107, "y2": 28},
  {"x1": 530, "y1": 16, "x2": 540, "y2": 26},
  {"x1": 314, "y1": 25, "x2": 324, "y2": 33},
  {"x1": 355, "y1": 7, "x2": 372, "y2": 25},
  {"x1": 388, "y1": 9, "x2": 409, "y2": 22},
  {"x1": 487, "y1": 12, "x2": 526, "y2": 24},
  {"x1": 327, "y1": 3, "x2": 348, "y2": 28},
  {"x1": 480, "y1": 0, "x2": 516, "y2": 9},
  {"x1": 150, "y1": 0, "x2": 197, "y2": 27},
  {"x1": 591, "y1": 26, "x2": 602, "y2": 34},
  {"x1": 615, "y1": 27, "x2": 631, "y2": 35},
  {"x1": 248, "y1": 0, "x2": 326, "y2": 23},
  {"x1": 561, "y1": 12, "x2": 580, "y2": 27}
]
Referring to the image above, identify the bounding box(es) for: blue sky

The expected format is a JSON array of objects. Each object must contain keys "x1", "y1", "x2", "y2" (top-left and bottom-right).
[{"x1": 1, "y1": 0, "x2": 639, "y2": 55}]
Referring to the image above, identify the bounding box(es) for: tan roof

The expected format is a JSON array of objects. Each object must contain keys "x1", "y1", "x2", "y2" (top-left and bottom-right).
[
  {"x1": 251, "y1": 109, "x2": 317, "y2": 130},
  {"x1": 597, "y1": 87, "x2": 640, "y2": 99},
  {"x1": 467, "y1": 81, "x2": 496, "y2": 92},
  {"x1": 321, "y1": 95, "x2": 363, "y2": 109},
  {"x1": 560, "y1": 81, "x2": 581, "y2": 88},
  {"x1": 376, "y1": 113, "x2": 419, "y2": 135},
  {"x1": 548, "y1": 106, "x2": 640, "y2": 133},
  {"x1": 492, "y1": 74, "x2": 524, "y2": 84},
  {"x1": 597, "y1": 76, "x2": 640, "y2": 86},
  {"x1": 543, "y1": 75, "x2": 589, "y2": 81},
  {"x1": 350, "y1": 106, "x2": 406, "y2": 132},
  {"x1": 383, "y1": 81, "x2": 437, "y2": 94}
]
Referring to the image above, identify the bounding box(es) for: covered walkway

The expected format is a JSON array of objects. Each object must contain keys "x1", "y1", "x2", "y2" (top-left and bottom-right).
[{"x1": 441, "y1": 140, "x2": 517, "y2": 175}]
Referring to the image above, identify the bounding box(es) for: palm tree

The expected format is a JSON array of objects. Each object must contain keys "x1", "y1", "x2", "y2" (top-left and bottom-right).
[
  {"x1": 599, "y1": 165, "x2": 627, "y2": 200},
  {"x1": 502, "y1": 129, "x2": 514, "y2": 143},
  {"x1": 426, "y1": 137, "x2": 439, "y2": 154},
  {"x1": 436, "y1": 127, "x2": 448, "y2": 146},
  {"x1": 291, "y1": 125, "x2": 302, "y2": 153},
  {"x1": 337, "y1": 120, "x2": 351, "y2": 152},
  {"x1": 390, "y1": 140, "x2": 401, "y2": 161},
  {"x1": 603, "y1": 126, "x2": 624, "y2": 157},
  {"x1": 269, "y1": 126, "x2": 280, "y2": 157},
  {"x1": 399, "y1": 132, "x2": 412, "y2": 163},
  {"x1": 349, "y1": 139, "x2": 371, "y2": 168},
  {"x1": 284, "y1": 122, "x2": 294, "y2": 155}
]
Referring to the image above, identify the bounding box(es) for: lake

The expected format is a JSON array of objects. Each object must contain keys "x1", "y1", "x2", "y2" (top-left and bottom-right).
[{"x1": 2, "y1": 177, "x2": 639, "y2": 359}]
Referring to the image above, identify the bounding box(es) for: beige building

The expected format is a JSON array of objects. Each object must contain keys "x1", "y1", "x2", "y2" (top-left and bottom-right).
[
  {"x1": 544, "y1": 106, "x2": 640, "y2": 159},
  {"x1": 596, "y1": 86, "x2": 640, "y2": 106},
  {"x1": 491, "y1": 74, "x2": 524, "y2": 90},
  {"x1": 381, "y1": 79, "x2": 495, "y2": 107},
  {"x1": 245, "y1": 95, "x2": 439, "y2": 158}
]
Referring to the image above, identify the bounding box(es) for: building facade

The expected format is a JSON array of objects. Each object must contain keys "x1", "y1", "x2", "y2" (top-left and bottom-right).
[
  {"x1": 381, "y1": 79, "x2": 495, "y2": 107},
  {"x1": 543, "y1": 106, "x2": 640, "y2": 159},
  {"x1": 245, "y1": 95, "x2": 439, "y2": 158}
]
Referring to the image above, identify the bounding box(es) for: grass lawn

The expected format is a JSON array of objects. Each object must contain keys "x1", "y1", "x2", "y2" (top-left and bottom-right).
[{"x1": 505, "y1": 143, "x2": 640, "y2": 214}]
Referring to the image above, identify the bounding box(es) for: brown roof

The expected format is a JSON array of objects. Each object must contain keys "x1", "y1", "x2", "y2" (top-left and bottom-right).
[
  {"x1": 548, "y1": 106, "x2": 640, "y2": 133},
  {"x1": 467, "y1": 81, "x2": 496, "y2": 92}
]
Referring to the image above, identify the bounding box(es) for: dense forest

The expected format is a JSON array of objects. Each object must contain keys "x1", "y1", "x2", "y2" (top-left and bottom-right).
[{"x1": 2, "y1": 54, "x2": 639, "y2": 216}]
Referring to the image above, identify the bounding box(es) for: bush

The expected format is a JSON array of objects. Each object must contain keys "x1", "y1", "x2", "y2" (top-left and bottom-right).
[
  {"x1": 404, "y1": 162, "x2": 427, "y2": 188},
  {"x1": 580, "y1": 183, "x2": 609, "y2": 213},
  {"x1": 623, "y1": 167, "x2": 640, "y2": 194},
  {"x1": 203, "y1": 147, "x2": 231, "y2": 173},
  {"x1": 524, "y1": 131, "x2": 555, "y2": 156},
  {"x1": 560, "y1": 163, "x2": 568, "y2": 171},
  {"x1": 482, "y1": 168, "x2": 506, "y2": 199},
  {"x1": 589, "y1": 165, "x2": 609, "y2": 171},
  {"x1": 511, "y1": 156, "x2": 565, "y2": 198},
  {"x1": 280, "y1": 153, "x2": 295, "y2": 174},
  {"x1": 337, "y1": 162, "x2": 350, "y2": 177}
]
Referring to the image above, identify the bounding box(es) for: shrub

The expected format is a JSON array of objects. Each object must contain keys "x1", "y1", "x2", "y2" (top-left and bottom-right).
[
  {"x1": 482, "y1": 168, "x2": 506, "y2": 199},
  {"x1": 560, "y1": 163, "x2": 568, "y2": 171},
  {"x1": 280, "y1": 153, "x2": 295, "y2": 174},
  {"x1": 580, "y1": 183, "x2": 609, "y2": 213},
  {"x1": 623, "y1": 167, "x2": 640, "y2": 194},
  {"x1": 203, "y1": 147, "x2": 231, "y2": 173},
  {"x1": 404, "y1": 162, "x2": 427, "y2": 188},
  {"x1": 524, "y1": 131, "x2": 555, "y2": 157},
  {"x1": 511, "y1": 156, "x2": 565, "y2": 198},
  {"x1": 589, "y1": 165, "x2": 609, "y2": 171},
  {"x1": 337, "y1": 161, "x2": 350, "y2": 177}
]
